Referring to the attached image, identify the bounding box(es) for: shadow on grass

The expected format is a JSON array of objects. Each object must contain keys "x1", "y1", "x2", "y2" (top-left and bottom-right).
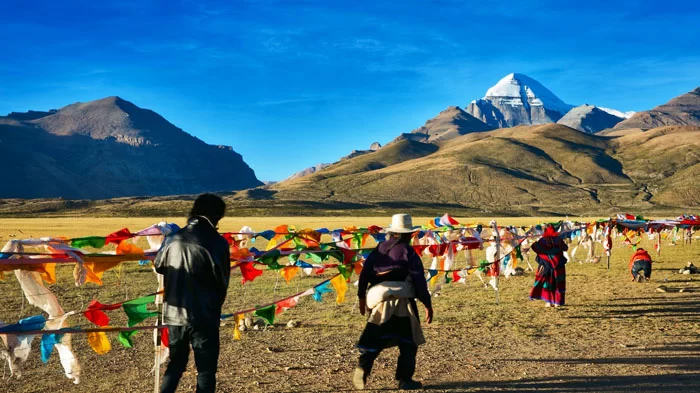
[
  {"x1": 424, "y1": 373, "x2": 700, "y2": 392},
  {"x1": 569, "y1": 295, "x2": 700, "y2": 320}
]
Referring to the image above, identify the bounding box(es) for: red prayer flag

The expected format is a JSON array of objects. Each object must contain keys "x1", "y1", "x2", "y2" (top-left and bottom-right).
[
  {"x1": 105, "y1": 228, "x2": 134, "y2": 245},
  {"x1": 160, "y1": 327, "x2": 169, "y2": 348},
  {"x1": 338, "y1": 247, "x2": 357, "y2": 263},
  {"x1": 239, "y1": 262, "x2": 263, "y2": 284},
  {"x1": 275, "y1": 297, "x2": 299, "y2": 315},
  {"x1": 222, "y1": 233, "x2": 236, "y2": 245},
  {"x1": 412, "y1": 245, "x2": 429, "y2": 255},
  {"x1": 428, "y1": 244, "x2": 449, "y2": 257},
  {"x1": 84, "y1": 299, "x2": 123, "y2": 326}
]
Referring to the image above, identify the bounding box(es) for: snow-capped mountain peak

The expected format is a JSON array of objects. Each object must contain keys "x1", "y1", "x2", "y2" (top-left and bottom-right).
[
  {"x1": 484, "y1": 73, "x2": 573, "y2": 115},
  {"x1": 598, "y1": 107, "x2": 635, "y2": 119},
  {"x1": 467, "y1": 73, "x2": 573, "y2": 128}
]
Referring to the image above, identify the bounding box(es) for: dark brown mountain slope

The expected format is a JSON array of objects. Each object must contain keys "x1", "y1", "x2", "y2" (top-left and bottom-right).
[
  {"x1": 614, "y1": 87, "x2": 700, "y2": 130},
  {"x1": 0, "y1": 97, "x2": 262, "y2": 199}
]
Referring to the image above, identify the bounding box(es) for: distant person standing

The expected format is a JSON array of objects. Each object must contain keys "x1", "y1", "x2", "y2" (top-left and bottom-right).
[
  {"x1": 629, "y1": 248, "x2": 652, "y2": 282},
  {"x1": 155, "y1": 194, "x2": 231, "y2": 393},
  {"x1": 354, "y1": 213, "x2": 433, "y2": 391},
  {"x1": 529, "y1": 225, "x2": 568, "y2": 307}
]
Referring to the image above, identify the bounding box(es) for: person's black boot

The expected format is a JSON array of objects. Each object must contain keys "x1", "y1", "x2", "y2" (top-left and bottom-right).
[{"x1": 398, "y1": 379, "x2": 423, "y2": 390}]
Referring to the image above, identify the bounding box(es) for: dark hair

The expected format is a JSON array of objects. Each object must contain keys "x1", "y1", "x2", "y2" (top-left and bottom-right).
[
  {"x1": 389, "y1": 232, "x2": 413, "y2": 245},
  {"x1": 189, "y1": 193, "x2": 226, "y2": 225}
]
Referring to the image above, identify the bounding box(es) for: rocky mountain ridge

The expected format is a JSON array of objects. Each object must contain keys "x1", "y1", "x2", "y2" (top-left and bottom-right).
[
  {"x1": 614, "y1": 87, "x2": 700, "y2": 130},
  {"x1": 0, "y1": 97, "x2": 262, "y2": 199}
]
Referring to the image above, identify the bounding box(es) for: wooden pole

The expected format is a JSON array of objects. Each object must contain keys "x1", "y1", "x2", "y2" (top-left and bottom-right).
[
  {"x1": 606, "y1": 221, "x2": 612, "y2": 270},
  {"x1": 154, "y1": 274, "x2": 164, "y2": 393},
  {"x1": 656, "y1": 230, "x2": 661, "y2": 257},
  {"x1": 492, "y1": 221, "x2": 500, "y2": 305}
]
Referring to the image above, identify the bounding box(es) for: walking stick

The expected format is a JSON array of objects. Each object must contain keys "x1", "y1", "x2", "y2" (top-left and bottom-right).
[{"x1": 154, "y1": 274, "x2": 164, "y2": 393}]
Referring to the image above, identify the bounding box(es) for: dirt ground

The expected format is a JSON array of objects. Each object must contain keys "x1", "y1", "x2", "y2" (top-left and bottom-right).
[{"x1": 1, "y1": 217, "x2": 699, "y2": 392}]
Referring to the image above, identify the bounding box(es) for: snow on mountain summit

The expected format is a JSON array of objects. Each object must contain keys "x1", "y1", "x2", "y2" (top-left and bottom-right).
[
  {"x1": 484, "y1": 73, "x2": 573, "y2": 115},
  {"x1": 598, "y1": 107, "x2": 635, "y2": 119},
  {"x1": 467, "y1": 73, "x2": 573, "y2": 128}
]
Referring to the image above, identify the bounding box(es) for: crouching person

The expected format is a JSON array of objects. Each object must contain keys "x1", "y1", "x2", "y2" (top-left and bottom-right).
[
  {"x1": 629, "y1": 248, "x2": 652, "y2": 282},
  {"x1": 354, "y1": 214, "x2": 433, "y2": 390}
]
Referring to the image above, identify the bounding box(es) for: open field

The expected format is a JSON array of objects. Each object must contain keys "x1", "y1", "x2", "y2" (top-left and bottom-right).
[{"x1": 2, "y1": 217, "x2": 700, "y2": 392}]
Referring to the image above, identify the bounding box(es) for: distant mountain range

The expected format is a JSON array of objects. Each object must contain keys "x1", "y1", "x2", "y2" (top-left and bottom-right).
[
  {"x1": 256, "y1": 77, "x2": 700, "y2": 216},
  {"x1": 3, "y1": 75, "x2": 699, "y2": 217},
  {"x1": 0, "y1": 97, "x2": 262, "y2": 199}
]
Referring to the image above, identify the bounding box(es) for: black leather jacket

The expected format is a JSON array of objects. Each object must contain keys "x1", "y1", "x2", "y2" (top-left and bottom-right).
[{"x1": 154, "y1": 217, "x2": 230, "y2": 326}]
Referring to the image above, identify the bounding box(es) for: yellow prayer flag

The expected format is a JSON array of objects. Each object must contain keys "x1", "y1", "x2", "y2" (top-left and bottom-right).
[
  {"x1": 280, "y1": 266, "x2": 300, "y2": 283},
  {"x1": 233, "y1": 314, "x2": 244, "y2": 340},
  {"x1": 87, "y1": 331, "x2": 111, "y2": 355},
  {"x1": 330, "y1": 274, "x2": 347, "y2": 304}
]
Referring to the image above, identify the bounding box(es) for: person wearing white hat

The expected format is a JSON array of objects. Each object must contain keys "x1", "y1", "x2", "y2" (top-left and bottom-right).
[{"x1": 353, "y1": 214, "x2": 433, "y2": 390}]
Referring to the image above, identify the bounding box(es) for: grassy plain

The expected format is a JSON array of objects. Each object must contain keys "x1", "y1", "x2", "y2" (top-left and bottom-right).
[{"x1": 1, "y1": 217, "x2": 700, "y2": 392}]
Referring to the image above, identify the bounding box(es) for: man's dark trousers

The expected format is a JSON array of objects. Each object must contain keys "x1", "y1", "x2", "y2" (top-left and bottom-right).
[
  {"x1": 632, "y1": 260, "x2": 652, "y2": 279},
  {"x1": 160, "y1": 324, "x2": 220, "y2": 393}
]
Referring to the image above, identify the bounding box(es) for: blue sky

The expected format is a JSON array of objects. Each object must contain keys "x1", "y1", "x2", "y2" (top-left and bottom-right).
[{"x1": 1, "y1": 0, "x2": 699, "y2": 181}]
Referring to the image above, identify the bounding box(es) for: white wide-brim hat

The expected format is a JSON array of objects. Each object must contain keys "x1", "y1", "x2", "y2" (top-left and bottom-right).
[{"x1": 386, "y1": 213, "x2": 421, "y2": 233}]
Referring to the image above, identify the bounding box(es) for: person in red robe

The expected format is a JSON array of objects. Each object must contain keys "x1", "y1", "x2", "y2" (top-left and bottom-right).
[{"x1": 529, "y1": 225, "x2": 568, "y2": 307}]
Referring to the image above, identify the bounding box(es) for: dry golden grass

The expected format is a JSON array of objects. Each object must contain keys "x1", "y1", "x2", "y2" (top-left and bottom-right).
[{"x1": 1, "y1": 217, "x2": 700, "y2": 392}]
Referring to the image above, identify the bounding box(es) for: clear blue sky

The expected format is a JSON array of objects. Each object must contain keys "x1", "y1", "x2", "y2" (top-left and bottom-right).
[{"x1": 1, "y1": 0, "x2": 699, "y2": 181}]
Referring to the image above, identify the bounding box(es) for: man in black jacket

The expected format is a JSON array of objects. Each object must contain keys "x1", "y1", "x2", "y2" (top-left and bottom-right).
[{"x1": 155, "y1": 194, "x2": 231, "y2": 393}]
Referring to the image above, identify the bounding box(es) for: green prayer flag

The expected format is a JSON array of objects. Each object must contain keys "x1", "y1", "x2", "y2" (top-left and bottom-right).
[
  {"x1": 444, "y1": 272, "x2": 452, "y2": 284},
  {"x1": 292, "y1": 236, "x2": 306, "y2": 248},
  {"x1": 478, "y1": 260, "x2": 489, "y2": 272},
  {"x1": 122, "y1": 295, "x2": 158, "y2": 327},
  {"x1": 307, "y1": 252, "x2": 324, "y2": 263},
  {"x1": 71, "y1": 236, "x2": 106, "y2": 249},
  {"x1": 259, "y1": 250, "x2": 281, "y2": 266},
  {"x1": 118, "y1": 330, "x2": 138, "y2": 348},
  {"x1": 253, "y1": 304, "x2": 276, "y2": 325},
  {"x1": 337, "y1": 264, "x2": 352, "y2": 280},
  {"x1": 515, "y1": 246, "x2": 523, "y2": 261},
  {"x1": 352, "y1": 233, "x2": 363, "y2": 248}
]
